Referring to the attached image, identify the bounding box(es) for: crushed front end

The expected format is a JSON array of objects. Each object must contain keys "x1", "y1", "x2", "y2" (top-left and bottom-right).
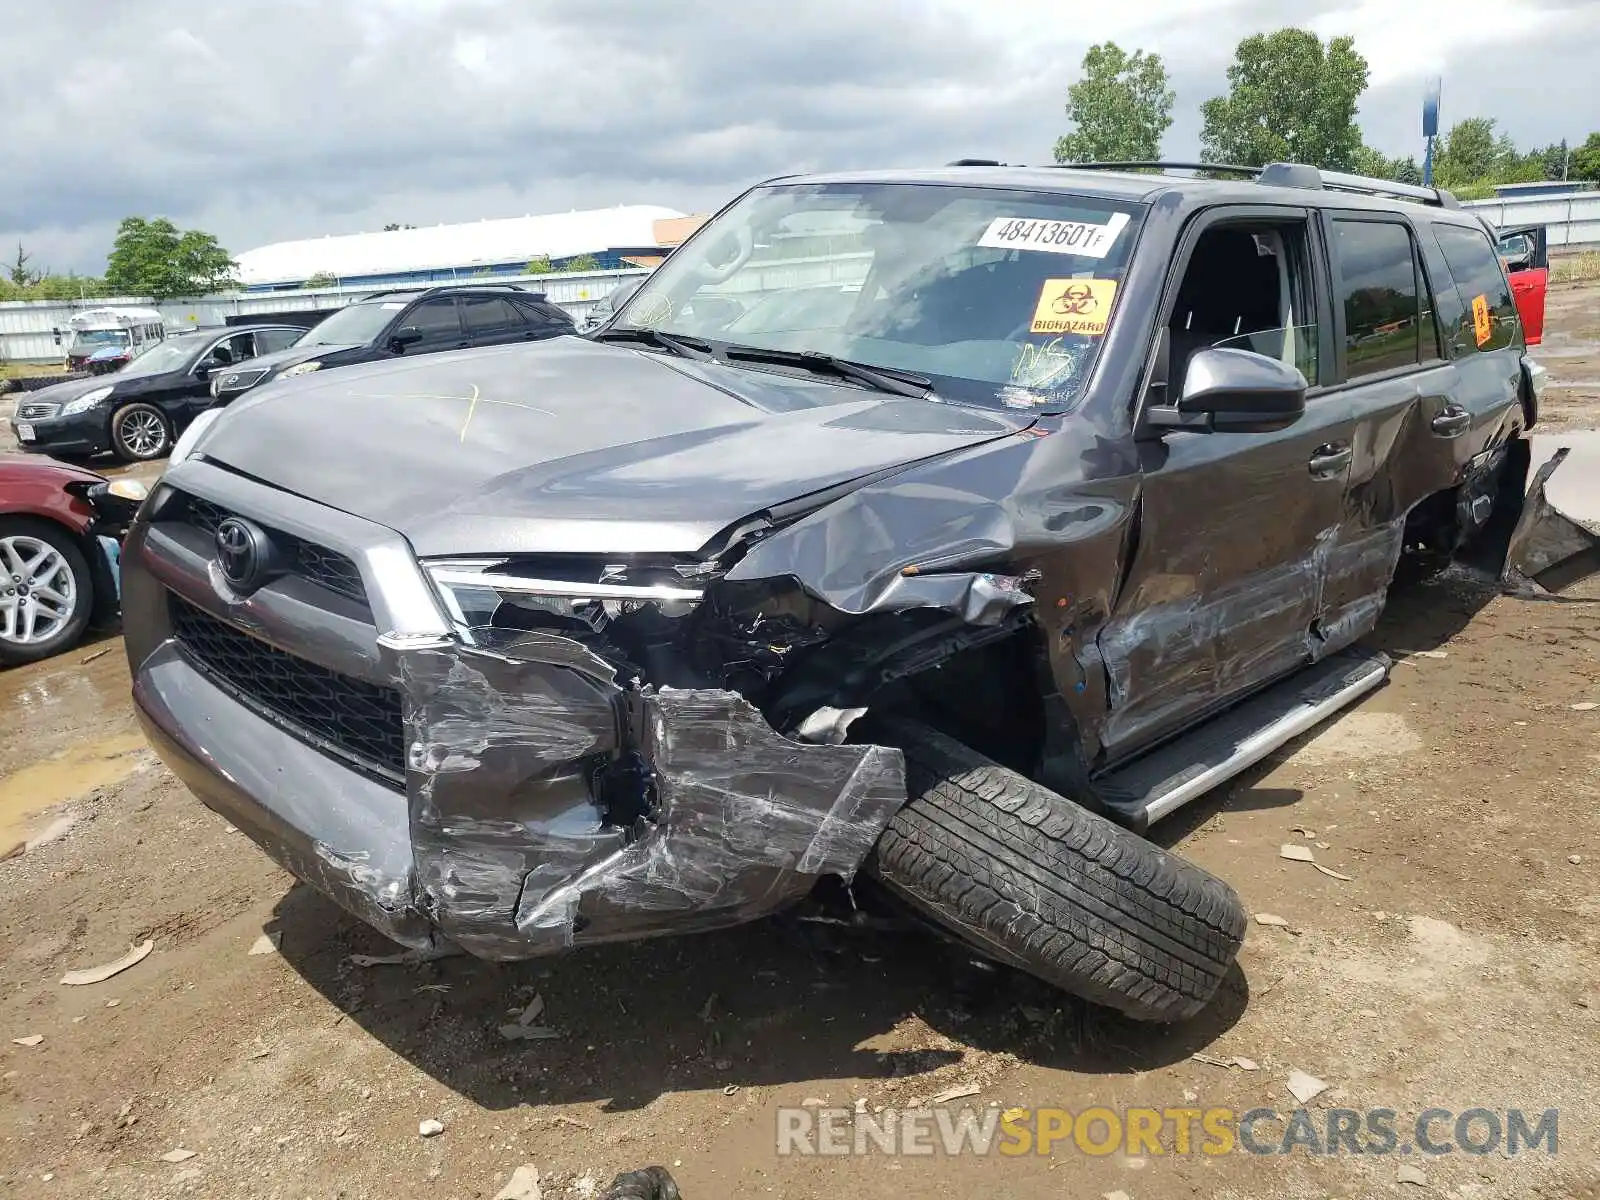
[{"x1": 121, "y1": 461, "x2": 920, "y2": 958}]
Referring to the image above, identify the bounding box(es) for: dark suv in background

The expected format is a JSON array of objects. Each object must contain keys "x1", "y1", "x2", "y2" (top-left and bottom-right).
[
  {"x1": 11, "y1": 324, "x2": 305, "y2": 461},
  {"x1": 208, "y1": 284, "x2": 576, "y2": 403}
]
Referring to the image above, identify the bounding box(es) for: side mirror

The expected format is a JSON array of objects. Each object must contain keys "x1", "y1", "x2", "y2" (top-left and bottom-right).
[
  {"x1": 1147, "y1": 347, "x2": 1307, "y2": 434},
  {"x1": 194, "y1": 363, "x2": 212, "y2": 380},
  {"x1": 390, "y1": 326, "x2": 424, "y2": 351}
]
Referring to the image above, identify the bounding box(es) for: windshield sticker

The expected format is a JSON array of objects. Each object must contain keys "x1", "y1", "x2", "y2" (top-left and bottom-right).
[
  {"x1": 1472, "y1": 294, "x2": 1492, "y2": 346},
  {"x1": 978, "y1": 212, "x2": 1130, "y2": 259},
  {"x1": 1030, "y1": 279, "x2": 1119, "y2": 336}
]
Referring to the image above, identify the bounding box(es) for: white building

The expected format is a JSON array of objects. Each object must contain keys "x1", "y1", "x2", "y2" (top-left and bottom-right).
[{"x1": 234, "y1": 205, "x2": 692, "y2": 292}]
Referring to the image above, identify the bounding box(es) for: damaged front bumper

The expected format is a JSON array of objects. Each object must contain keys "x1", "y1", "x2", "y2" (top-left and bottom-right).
[{"x1": 121, "y1": 467, "x2": 909, "y2": 959}]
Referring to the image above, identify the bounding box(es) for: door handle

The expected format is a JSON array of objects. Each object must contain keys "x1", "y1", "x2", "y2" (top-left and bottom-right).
[
  {"x1": 1308, "y1": 443, "x2": 1352, "y2": 478},
  {"x1": 1431, "y1": 407, "x2": 1472, "y2": 437}
]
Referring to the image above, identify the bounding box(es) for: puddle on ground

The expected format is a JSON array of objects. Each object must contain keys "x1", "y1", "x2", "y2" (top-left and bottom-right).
[
  {"x1": 0, "y1": 643, "x2": 133, "y2": 775},
  {"x1": 0, "y1": 732, "x2": 149, "y2": 856}
]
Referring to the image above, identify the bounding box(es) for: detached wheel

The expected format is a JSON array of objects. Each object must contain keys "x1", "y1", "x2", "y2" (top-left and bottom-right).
[
  {"x1": 0, "y1": 518, "x2": 94, "y2": 666},
  {"x1": 868, "y1": 721, "x2": 1247, "y2": 1022},
  {"x1": 110, "y1": 402, "x2": 172, "y2": 462}
]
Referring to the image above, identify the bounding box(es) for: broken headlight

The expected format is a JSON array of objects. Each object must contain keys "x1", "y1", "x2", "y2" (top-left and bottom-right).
[{"x1": 425, "y1": 560, "x2": 710, "y2": 638}]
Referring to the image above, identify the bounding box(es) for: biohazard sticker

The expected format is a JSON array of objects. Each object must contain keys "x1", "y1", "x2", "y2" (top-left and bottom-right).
[
  {"x1": 978, "y1": 212, "x2": 1130, "y2": 259},
  {"x1": 1472, "y1": 294, "x2": 1492, "y2": 347},
  {"x1": 1030, "y1": 279, "x2": 1119, "y2": 336}
]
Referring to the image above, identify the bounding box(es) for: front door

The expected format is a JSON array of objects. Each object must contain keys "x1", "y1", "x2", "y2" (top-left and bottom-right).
[{"x1": 1097, "y1": 207, "x2": 1352, "y2": 760}]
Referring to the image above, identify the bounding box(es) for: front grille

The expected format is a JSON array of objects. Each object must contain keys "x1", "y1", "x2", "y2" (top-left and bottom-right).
[
  {"x1": 169, "y1": 595, "x2": 405, "y2": 782},
  {"x1": 17, "y1": 402, "x2": 59, "y2": 420},
  {"x1": 173, "y1": 492, "x2": 368, "y2": 605}
]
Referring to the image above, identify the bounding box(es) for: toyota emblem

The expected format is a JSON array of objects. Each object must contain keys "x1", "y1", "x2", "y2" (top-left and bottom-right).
[{"x1": 215, "y1": 517, "x2": 275, "y2": 591}]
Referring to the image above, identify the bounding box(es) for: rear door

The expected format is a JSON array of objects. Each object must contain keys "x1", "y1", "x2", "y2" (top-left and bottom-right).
[
  {"x1": 459, "y1": 295, "x2": 536, "y2": 347},
  {"x1": 1313, "y1": 212, "x2": 1462, "y2": 636},
  {"x1": 1496, "y1": 225, "x2": 1549, "y2": 346}
]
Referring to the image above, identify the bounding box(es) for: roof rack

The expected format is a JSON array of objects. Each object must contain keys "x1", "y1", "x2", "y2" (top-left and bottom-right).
[
  {"x1": 1052, "y1": 159, "x2": 1460, "y2": 208},
  {"x1": 1054, "y1": 161, "x2": 1262, "y2": 178},
  {"x1": 356, "y1": 282, "x2": 534, "y2": 303}
]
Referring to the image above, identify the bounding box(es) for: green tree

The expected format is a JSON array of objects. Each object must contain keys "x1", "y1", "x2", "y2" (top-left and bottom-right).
[
  {"x1": 525, "y1": 255, "x2": 553, "y2": 275},
  {"x1": 8, "y1": 243, "x2": 39, "y2": 287},
  {"x1": 0, "y1": 272, "x2": 110, "y2": 302},
  {"x1": 564, "y1": 254, "x2": 601, "y2": 272},
  {"x1": 1568, "y1": 132, "x2": 1600, "y2": 182},
  {"x1": 1433, "y1": 118, "x2": 1544, "y2": 189},
  {"x1": 1351, "y1": 144, "x2": 1421, "y2": 184},
  {"x1": 104, "y1": 217, "x2": 237, "y2": 299},
  {"x1": 1052, "y1": 42, "x2": 1175, "y2": 164},
  {"x1": 1200, "y1": 29, "x2": 1370, "y2": 170},
  {"x1": 304, "y1": 271, "x2": 338, "y2": 288}
]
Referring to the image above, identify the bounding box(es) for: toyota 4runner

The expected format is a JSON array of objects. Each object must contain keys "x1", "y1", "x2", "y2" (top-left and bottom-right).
[{"x1": 122, "y1": 161, "x2": 1595, "y2": 1022}]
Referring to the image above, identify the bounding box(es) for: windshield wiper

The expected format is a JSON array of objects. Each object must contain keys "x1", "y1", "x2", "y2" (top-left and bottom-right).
[
  {"x1": 719, "y1": 344, "x2": 932, "y2": 398},
  {"x1": 591, "y1": 327, "x2": 714, "y2": 361}
]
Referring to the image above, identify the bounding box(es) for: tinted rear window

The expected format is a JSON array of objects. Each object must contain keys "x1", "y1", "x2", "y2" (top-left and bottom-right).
[
  {"x1": 1332, "y1": 220, "x2": 1423, "y2": 378},
  {"x1": 1433, "y1": 223, "x2": 1519, "y2": 354}
]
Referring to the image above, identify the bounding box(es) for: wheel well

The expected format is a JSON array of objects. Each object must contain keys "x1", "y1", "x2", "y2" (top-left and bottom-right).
[
  {"x1": 0, "y1": 513, "x2": 108, "y2": 621},
  {"x1": 875, "y1": 631, "x2": 1047, "y2": 777}
]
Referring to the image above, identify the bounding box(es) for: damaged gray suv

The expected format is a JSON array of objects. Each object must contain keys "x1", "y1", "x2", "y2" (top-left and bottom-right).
[{"x1": 123, "y1": 162, "x2": 1595, "y2": 1022}]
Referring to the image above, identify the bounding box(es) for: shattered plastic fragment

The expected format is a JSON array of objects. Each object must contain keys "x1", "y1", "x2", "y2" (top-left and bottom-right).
[
  {"x1": 1286, "y1": 1069, "x2": 1329, "y2": 1104},
  {"x1": 60, "y1": 940, "x2": 153, "y2": 986}
]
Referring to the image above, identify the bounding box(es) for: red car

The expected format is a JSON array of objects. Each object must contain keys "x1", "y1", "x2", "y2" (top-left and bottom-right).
[
  {"x1": 1497, "y1": 224, "x2": 1549, "y2": 347},
  {"x1": 0, "y1": 456, "x2": 147, "y2": 665}
]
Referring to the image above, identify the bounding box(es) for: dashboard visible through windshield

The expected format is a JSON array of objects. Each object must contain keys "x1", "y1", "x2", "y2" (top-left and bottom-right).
[{"x1": 613, "y1": 181, "x2": 1146, "y2": 411}]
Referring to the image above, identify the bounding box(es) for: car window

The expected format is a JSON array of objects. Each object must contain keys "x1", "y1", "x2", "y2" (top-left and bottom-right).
[
  {"x1": 516, "y1": 299, "x2": 573, "y2": 329},
  {"x1": 1435, "y1": 223, "x2": 1519, "y2": 355},
  {"x1": 460, "y1": 296, "x2": 527, "y2": 340},
  {"x1": 257, "y1": 328, "x2": 303, "y2": 354},
  {"x1": 615, "y1": 182, "x2": 1146, "y2": 412},
  {"x1": 1333, "y1": 220, "x2": 1426, "y2": 379},
  {"x1": 400, "y1": 298, "x2": 462, "y2": 346},
  {"x1": 227, "y1": 333, "x2": 258, "y2": 360}
]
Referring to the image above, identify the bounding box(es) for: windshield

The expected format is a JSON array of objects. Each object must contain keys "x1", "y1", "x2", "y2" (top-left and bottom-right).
[
  {"x1": 614, "y1": 182, "x2": 1145, "y2": 410},
  {"x1": 298, "y1": 301, "x2": 400, "y2": 347},
  {"x1": 116, "y1": 339, "x2": 198, "y2": 377},
  {"x1": 68, "y1": 329, "x2": 130, "y2": 355}
]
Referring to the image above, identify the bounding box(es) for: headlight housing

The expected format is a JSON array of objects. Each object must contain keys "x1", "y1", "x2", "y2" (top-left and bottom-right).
[
  {"x1": 426, "y1": 561, "x2": 707, "y2": 641},
  {"x1": 167, "y1": 407, "x2": 224, "y2": 467},
  {"x1": 60, "y1": 385, "x2": 115, "y2": 415},
  {"x1": 279, "y1": 361, "x2": 322, "y2": 379}
]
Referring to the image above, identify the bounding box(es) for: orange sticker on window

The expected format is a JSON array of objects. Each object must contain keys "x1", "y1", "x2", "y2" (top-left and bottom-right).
[
  {"x1": 1030, "y1": 279, "x2": 1119, "y2": 336},
  {"x1": 1471, "y1": 294, "x2": 1492, "y2": 347}
]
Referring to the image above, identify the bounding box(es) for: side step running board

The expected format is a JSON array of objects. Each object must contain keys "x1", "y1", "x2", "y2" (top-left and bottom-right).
[{"x1": 1095, "y1": 648, "x2": 1392, "y2": 833}]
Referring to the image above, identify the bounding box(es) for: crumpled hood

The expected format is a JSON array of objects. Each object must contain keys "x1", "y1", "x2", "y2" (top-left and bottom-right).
[{"x1": 198, "y1": 337, "x2": 1032, "y2": 557}]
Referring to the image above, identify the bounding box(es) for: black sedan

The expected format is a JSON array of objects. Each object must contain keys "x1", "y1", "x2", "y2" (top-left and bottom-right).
[
  {"x1": 209, "y1": 284, "x2": 577, "y2": 404},
  {"x1": 10, "y1": 324, "x2": 304, "y2": 462}
]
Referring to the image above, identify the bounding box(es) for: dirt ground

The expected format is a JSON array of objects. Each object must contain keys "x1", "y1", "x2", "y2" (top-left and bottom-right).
[{"x1": 2, "y1": 287, "x2": 1599, "y2": 1200}]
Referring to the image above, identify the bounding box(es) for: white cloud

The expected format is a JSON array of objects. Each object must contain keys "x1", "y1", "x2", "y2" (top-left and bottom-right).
[{"x1": 0, "y1": 0, "x2": 1593, "y2": 275}]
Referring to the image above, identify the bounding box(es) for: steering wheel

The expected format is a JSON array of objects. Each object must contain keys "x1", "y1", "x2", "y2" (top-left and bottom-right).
[{"x1": 692, "y1": 224, "x2": 755, "y2": 284}]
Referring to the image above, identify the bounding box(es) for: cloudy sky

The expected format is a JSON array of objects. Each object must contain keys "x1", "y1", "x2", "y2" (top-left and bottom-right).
[{"x1": 4, "y1": 0, "x2": 1596, "y2": 276}]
